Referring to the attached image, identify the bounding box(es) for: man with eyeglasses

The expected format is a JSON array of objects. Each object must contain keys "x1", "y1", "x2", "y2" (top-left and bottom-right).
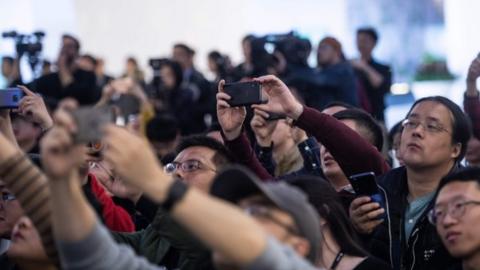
[{"x1": 430, "y1": 167, "x2": 480, "y2": 270}]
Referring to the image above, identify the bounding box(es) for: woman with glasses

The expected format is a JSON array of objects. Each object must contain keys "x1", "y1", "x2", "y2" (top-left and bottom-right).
[
  {"x1": 350, "y1": 96, "x2": 471, "y2": 270},
  {"x1": 430, "y1": 167, "x2": 480, "y2": 270}
]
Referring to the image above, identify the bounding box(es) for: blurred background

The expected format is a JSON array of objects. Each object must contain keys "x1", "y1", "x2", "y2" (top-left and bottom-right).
[{"x1": 0, "y1": 0, "x2": 479, "y2": 127}]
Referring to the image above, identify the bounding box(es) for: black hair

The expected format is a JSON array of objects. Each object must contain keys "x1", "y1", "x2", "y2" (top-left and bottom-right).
[
  {"x1": 406, "y1": 96, "x2": 471, "y2": 161},
  {"x1": 1, "y1": 56, "x2": 14, "y2": 65},
  {"x1": 176, "y1": 135, "x2": 235, "y2": 168},
  {"x1": 323, "y1": 101, "x2": 355, "y2": 111},
  {"x1": 160, "y1": 59, "x2": 184, "y2": 90},
  {"x1": 174, "y1": 43, "x2": 195, "y2": 56},
  {"x1": 62, "y1": 34, "x2": 81, "y2": 51},
  {"x1": 146, "y1": 114, "x2": 180, "y2": 143},
  {"x1": 436, "y1": 167, "x2": 480, "y2": 198},
  {"x1": 357, "y1": 27, "x2": 379, "y2": 43},
  {"x1": 208, "y1": 50, "x2": 228, "y2": 78},
  {"x1": 81, "y1": 54, "x2": 97, "y2": 67},
  {"x1": 287, "y1": 176, "x2": 368, "y2": 258},
  {"x1": 333, "y1": 108, "x2": 384, "y2": 151},
  {"x1": 388, "y1": 121, "x2": 404, "y2": 150}
]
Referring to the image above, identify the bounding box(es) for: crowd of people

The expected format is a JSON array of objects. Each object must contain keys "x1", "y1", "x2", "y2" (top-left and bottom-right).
[{"x1": 0, "y1": 25, "x2": 480, "y2": 270}]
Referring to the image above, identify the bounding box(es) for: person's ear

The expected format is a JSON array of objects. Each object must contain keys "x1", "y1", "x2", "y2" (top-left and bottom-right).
[
  {"x1": 292, "y1": 237, "x2": 311, "y2": 258},
  {"x1": 451, "y1": 142, "x2": 461, "y2": 159}
]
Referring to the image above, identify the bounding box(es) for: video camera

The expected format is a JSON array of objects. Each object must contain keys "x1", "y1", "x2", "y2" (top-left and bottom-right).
[{"x1": 2, "y1": 30, "x2": 45, "y2": 74}]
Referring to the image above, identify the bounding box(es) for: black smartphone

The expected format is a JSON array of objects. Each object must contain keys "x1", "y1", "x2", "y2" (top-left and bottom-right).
[
  {"x1": 265, "y1": 112, "x2": 287, "y2": 121},
  {"x1": 71, "y1": 106, "x2": 114, "y2": 144},
  {"x1": 0, "y1": 88, "x2": 23, "y2": 109},
  {"x1": 348, "y1": 172, "x2": 385, "y2": 218},
  {"x1": 223, "y1": 81, "x2": 263, "y2": 107}
]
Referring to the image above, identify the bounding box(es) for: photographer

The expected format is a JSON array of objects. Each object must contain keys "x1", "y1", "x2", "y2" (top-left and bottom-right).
[{"x1": 33, "y1": 34, "x2": 99, "y2": 109}]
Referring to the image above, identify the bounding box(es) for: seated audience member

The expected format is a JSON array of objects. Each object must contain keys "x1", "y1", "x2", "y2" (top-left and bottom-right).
[
  {"x1": 430, "y1": 167, "x2": 480, "y2": 270},
  {"x1": 350, "y1": 96, "x2": 471, "y2": 270},
  {"x1": 351, "y1": 27, "x2": 392, "y2": 122},
  {"x1": 5, "y1": 216, "x2": 56, "y2": 270},
  {"x1": 146, "y1": 115, "x2": 181, "y2": 161},
  {"x1": 287, "y1": 176, "x2": 391, "y2": 269},
  {"x1": 33, "y1": 34, "x2": 99, "y2": 108}
]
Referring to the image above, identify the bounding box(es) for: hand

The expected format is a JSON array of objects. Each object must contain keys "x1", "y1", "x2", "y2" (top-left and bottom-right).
[
  {"x1": 350, "y1": 59, "x2": 368, "y2": 70},
  {"x1": 251, "y1": 75, "x2": 303, "y2": 120},
  {"x1": 250, "y1": 109, "x2": 277, "y2": 147},
  {"x1": 92, "y1": 161, "x2": 142, "y2": 203},
  {"x1": 18, "y1": 86, "x2": 53, "y2": 130},
  {"x1": 349, "y1": 196, "x2": 385, "y2": 234},
  {"x1": 40, "y1": 108, "x2": 86, "y2": 180},
  {"x1": 216, "y1": 80, "x2": 246, "y2": 140},
  {"x1": 103, "y1": 125, "x2": 170, "y2": 202},
  {"x1": 467, "y1": 56, "x2": 480, "y2": 95},
  {"x1": 57, "y1": 98, "x2": 79, "y2": 112}
]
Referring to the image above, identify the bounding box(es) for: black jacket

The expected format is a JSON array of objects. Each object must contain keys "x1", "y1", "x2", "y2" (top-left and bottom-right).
[{"x1": 369, "y1": 166, "x2": 461, "y2": 270}]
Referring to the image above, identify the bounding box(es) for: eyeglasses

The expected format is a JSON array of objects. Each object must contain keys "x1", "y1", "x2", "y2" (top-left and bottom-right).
[
  {"x1": 244, "y1": 204, "x2": 299, "y2": 236},
  {"x1": 164, "y1": 160, "x2": 216, "y2": 174},
  {"x1": 428, "y1": 199, "x2": 480, "y2": 225},
  {"x1": 402, "y1": 118, "x2": 450, "y2": 134},
  {"x1": 1, "y1": 193, "x2": 16, "y2": 202}
]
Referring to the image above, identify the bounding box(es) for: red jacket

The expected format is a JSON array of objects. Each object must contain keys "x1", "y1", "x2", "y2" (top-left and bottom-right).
[{"x1": 89, "y1": 173, "x2": 135, "y2": 232}]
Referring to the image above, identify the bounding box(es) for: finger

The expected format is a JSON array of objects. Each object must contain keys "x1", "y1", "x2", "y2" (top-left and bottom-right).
[
  {"x1": 251, "y1": 104, "x2": 272, "y2": 112},
  {"x1": 355, "y1": 202, "x2": 381, "y2": 216},
  {"x1": 217, "y1": 100, "x2": 231, "y2": 109},
  {"x1": 216, "y1": 92, "x2": 231, "y2": 101},
  {"x1": 350, "y1": 196, "x2": 372, "y2": 209},
  {"x1": 17, "y1": 85, "x2": 35, "y2": 96},
  {"x1": 254, "y1": 108, "x2": 270, "y2": 119},
  {"x1": 218, "y1": 80, "x2": 225, "y2": 93}
]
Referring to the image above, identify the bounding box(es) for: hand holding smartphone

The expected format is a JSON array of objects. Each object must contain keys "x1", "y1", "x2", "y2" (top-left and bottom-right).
[
  {"x1": 0, "y1": 88, "x2": 23, "y2": 109},
  {"x1": 348, "y1": 172, "x2": 386, "y2": 219}
]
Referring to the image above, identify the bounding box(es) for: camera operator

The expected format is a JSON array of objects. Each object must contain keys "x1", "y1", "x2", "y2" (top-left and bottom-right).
[
  {"x1": 32, "y1": 34, "x2": 99, "y2": 109},
  {"x1": 1, "y1": 56, "x2": 22, "y2": 87}
]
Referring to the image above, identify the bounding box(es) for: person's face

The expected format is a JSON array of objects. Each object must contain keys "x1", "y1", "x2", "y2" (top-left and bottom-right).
[
  {"x1": 12, "y1": 117, "x2": 41, "y2": 149},
  {"x1": 171, "y1": 146, "x2": 218, "y2": 193},
  {"x1": 321, "y1": 119, "x2": 358, "y2": 187},
  {"x1": 207, "y1": 57, "x2": 217, "y2": 73},
  {"x1": 61, "y1": 37, "x2": 78, "y2": 58},
  {"x1": 400, "y1": 101, "x2": 460, "y2": 169},
  {"x1": 77, "y1": 57, "x2": 95, "y2": 72},
  {"x1": 317, "y1": 43, "x2": 337, "y2": 66},
  {"x1": 435, "y1": 181, "x2": 480, "y2": 259},
  {"x1": 96, "y1": 59, "x2": 105, "y2": 74},
  {"x1": 466, "y1": 137, "x2": 480, "y2": 166},
  {"x1": 172, "y1": 47, "x2": 191, "y2": 69},
  {"x1": 160, "y1": 65, "x2": 177, "y2": 90},
  {"x1": 1, "y1": 60, "x2": 13, "y2": 77},
  {"x1": 7, "y1": 216, "x2": 49, "y2": 263},
  {"x1": 356, "y1": 33, "x2": 376, "y2": 56},
  {"x1": 242, "y1": 40, "x2": 252, "y2": 61},
  {"x1": 0, "y1": 183, "x2": 23, "y2": 239}
]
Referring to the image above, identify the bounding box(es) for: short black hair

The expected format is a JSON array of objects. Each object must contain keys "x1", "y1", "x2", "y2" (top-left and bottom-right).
[
  {"x1": 437, "y1": 167, "x2": 480, "y2": 196},
  {"x1": 357, "y1": 27, "x2": 379, "y2": 43},
  {"x1": 1, "y1": 56, "x2": 14, "y2": 65},
  {"x1": 174, "y1": 43, "x2": 195, "y2": 56},
  {"x1": 176, "y1": 135, "x2": 235, "y2": 168},
  {"x1": 333, "y1": 108, "x2": 384, "y2": 151},
  {"x1": 323, "y1": 101, "x2": 355, "y2": 111},
  {"x1": 81, "y1": 54, "x2": 97, "y2": 67},
  {"x1": 406, "y1": 96, "x2": 471, "y2": 161},
  {"x1": 62, "y1": 34, "x2": 81, "y2": 51},
  {"x1": 146, "y1": 114, "x2": 180, "y2": 143}
]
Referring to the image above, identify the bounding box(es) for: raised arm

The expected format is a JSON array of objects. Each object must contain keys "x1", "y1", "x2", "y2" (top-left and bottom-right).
[{"x1": 465, "y1": 56, "x2": 480, "y2": 139}]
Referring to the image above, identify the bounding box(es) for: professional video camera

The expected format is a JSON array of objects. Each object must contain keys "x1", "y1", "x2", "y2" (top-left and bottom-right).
[
  {"x1": 249, "y1": 31, "x2": 312, "y2": 76},
  {"x1": 2, "y1": 30, "x2": 45, "y2": 73}
]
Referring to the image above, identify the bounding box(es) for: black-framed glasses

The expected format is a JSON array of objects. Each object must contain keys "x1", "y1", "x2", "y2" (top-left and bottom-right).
[
  {"x1": 428, "y1": 199, "x2": 480, "y2": 225},
  {"x1": 164, "y1": 159, "x2": 216, "y2": 174},
  {"x1": 402, "y1": 118, "x2": 450, "y2": 134},
  {"x1": 244, "y1": 204, "x2": 300, "y2": 236},
  {"x1": 1, "y1": 193, "x2": 16, "y2": 202}
]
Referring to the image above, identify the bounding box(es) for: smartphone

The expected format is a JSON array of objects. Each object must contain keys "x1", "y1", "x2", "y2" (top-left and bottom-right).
[
  {"x1": 348, "y1": 172, "x2": 385, "y2": 219},
  {"x1": 0, "y1": 88, "x2": 23, "y2": 109},
  {"x1": 71, "y1": 106, "x2": 114, "y2": 144},
  {"x1": 265, "y1": 112, "x2": 287, "y2": 121},
  {"x1": 223, "y1": 81, "x2": 263, "y2": 107}
]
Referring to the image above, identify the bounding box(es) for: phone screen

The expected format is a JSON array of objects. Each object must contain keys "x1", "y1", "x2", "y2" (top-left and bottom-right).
[{"x1": 223, "y1": 81, "x2": 262, "y2": 107}]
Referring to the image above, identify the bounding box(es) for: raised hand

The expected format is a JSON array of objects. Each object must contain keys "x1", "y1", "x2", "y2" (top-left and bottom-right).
[
  {"x1": 18, "y1": 86, "x2": 53, "y2": 130},
  {"x1": 250, "y1": 109, "x2": 278, "y2": 147},
  {"x1": 251, "y1": 75, "x2": 303, "y2": 120},
  {"x1": 216, "y1": 80, "x2": 246, "y2": 140},
  {"x1": 349, "y1": 196, "x2": 385, "y2": 234}
]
